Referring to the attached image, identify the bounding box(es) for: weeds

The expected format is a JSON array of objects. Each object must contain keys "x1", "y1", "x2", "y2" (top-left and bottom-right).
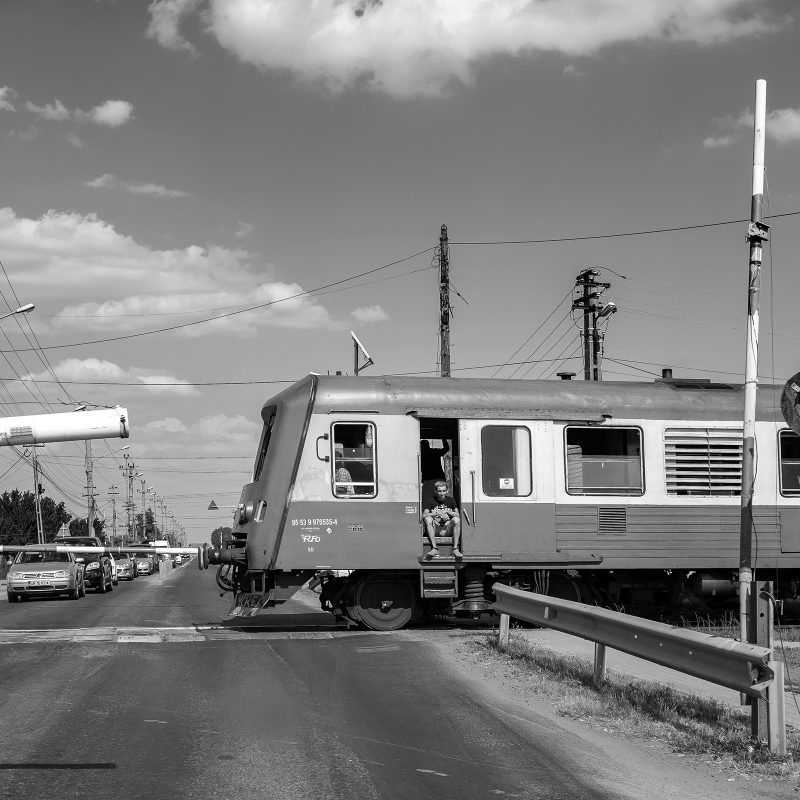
[{"x1": 480, "y1": 633, "x2": 800, "y2": 782}]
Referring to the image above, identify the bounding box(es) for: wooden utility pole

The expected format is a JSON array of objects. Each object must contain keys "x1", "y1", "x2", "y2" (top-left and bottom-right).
[
  {"x1": 739, "y1": 80, "x2": 769, "y2": 656},
  {"x1": 439, "y1": 224, "x2": 451, "y2": 378},
  {"x1": 85, "y1": 440, "x2": 96, "y2": 537},
  {"x1": 31, "y1": 446, "x2": 44, "y2": 544},
  {"x1": 108, "y1": 485, "x2": 119, "y2": 544}
]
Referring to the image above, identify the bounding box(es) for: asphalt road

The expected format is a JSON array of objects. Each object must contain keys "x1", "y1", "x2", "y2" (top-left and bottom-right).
[{"x1": 0, "y1": 566, "x2": 642, "y2": 799}]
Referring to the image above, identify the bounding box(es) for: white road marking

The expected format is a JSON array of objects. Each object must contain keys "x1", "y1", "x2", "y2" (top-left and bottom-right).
[{"x1": 416, "y1": 769, "x2": 449, "y2": 777}]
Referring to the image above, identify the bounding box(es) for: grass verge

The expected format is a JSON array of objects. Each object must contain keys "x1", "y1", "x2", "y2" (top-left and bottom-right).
[{"x1": 480, "y1": 633, "x2": 800, "y2": 783}]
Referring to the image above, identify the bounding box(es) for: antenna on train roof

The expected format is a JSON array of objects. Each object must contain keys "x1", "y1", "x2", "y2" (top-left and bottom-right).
[{"x1": 351, "y1": 331, "x2": 374, "y2": 376}]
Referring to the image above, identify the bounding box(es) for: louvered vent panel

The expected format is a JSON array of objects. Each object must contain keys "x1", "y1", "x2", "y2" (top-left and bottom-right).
[
  {"x1": 664, "y1": 428, "x2": 742, "y2": 496},
  {"x1": 598, "y1": 506, "x2": 627, "y2": 534}
]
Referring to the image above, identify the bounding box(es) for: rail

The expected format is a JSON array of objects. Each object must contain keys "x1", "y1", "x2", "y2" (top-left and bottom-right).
[{"x1": 492, "y1": 583, "x2": 786, "y2": 753}]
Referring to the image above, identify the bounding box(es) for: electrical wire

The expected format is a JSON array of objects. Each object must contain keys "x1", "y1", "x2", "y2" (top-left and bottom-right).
[
  {"x1": 0, "y1": 246, "x2": 437, "y2": 353},
  {"x1": 448, "y1": 209, "x2": 800, "y2": 245},
  {"x1": 491, "y1": 289, "x2": 572, "y2": 378}
]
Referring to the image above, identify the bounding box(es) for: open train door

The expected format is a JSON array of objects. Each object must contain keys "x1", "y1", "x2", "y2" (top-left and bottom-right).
[{"x1": 458, "y1": 418, "x2": 557, "y2": 558}]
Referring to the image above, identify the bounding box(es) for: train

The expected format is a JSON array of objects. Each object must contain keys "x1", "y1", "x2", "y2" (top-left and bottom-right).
[{"x1": 204, "y1": 372, "x2": 800, "y2": 630}]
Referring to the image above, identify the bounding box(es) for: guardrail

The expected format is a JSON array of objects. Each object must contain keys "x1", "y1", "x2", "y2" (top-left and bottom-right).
[{"x1": 492, "y1": 583, "x2": 786, "y2": 754}]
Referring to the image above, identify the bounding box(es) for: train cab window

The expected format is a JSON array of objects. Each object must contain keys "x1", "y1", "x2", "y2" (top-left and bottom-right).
[
  {"x1": 480, "y1": 426, "x2": 532, "y2": 497},
  {"x1": 779, "y1": 430, "x2": 800, "y2": 496},
  {"x1": 332, "y1": 422, "x2": 376, "y2": 498},
  {"x1": 253, "y1": 407, "x2": 276, "y2": 482},
  {"x1": 566, "y1": 427, "x2": 643, "y2": 496}
]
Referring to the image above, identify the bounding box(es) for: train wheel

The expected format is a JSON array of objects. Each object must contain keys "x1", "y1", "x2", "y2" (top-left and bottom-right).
[
  {"x1": 355, "y1": 575, "x2": 416, "y2": 631},
  {"x1": 547, "y1": 573, "x2": 582, "y2": 603}
]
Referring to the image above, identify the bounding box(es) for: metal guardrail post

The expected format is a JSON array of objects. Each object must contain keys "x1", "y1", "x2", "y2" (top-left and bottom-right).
[
  {"x1": 768, "y1": 660, "x2": 787, "y2": 755},
  {"x1": 499, "y1": 613, "x2": 510, "y2": 647},
  {"x1": 593, "y1": 643, "x2": 607, "y2": 683}
]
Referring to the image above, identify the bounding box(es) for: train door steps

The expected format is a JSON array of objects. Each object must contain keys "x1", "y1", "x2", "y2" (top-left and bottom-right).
[{"x1": 420, "y1": 567, "x2": 458, "y2": 598}]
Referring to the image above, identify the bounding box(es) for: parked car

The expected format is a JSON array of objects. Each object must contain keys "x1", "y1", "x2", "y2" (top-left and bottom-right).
[
  {"x1": 113, "y1": 552, "x2": 136, "y2": 581},
  {"x1": 6, "y1": 550, "x2": 85, "y2": 602},
  {"x1": 134, "y1": 555, "x2": 152, "y2": 576},
  {"x1": 173, "y1": 555, "x2": 182, "y2": 565},
  {"x1": 56, "y1": 536, "x2": 113, "y2": 593}
]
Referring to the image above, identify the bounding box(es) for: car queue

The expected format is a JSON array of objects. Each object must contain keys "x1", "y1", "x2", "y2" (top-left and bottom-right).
[{"x1": 4, "y1": 540, "x2": 191, "y2": 603}]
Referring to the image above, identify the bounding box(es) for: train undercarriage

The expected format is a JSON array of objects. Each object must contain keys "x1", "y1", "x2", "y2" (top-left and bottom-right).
[{"x1": 209, "y1": 549, "x2": 800, "y2": 629}]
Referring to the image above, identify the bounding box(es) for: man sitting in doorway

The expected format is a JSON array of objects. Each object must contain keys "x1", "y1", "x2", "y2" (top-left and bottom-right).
[{"x1": 422, "y1": 480, "x2": 462, "y2": 558}]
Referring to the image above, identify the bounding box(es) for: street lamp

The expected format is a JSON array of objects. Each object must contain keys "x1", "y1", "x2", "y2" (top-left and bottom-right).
[{"x1": 0, "y1": 303, "x2": 35, "y2": 322}]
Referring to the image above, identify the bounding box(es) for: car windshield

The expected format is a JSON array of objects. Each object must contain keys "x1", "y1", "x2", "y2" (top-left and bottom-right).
[{"x1": 15, "y1": 551, "x2": 71, "y2": 564}]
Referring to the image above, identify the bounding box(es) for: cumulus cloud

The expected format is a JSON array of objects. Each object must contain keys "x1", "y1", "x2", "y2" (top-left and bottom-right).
[
  {"x1": 21, "y1": 97, "x2": 134, "y2": 127},
  {"x1": 702, "y1": 133, "x2": 737, "y2": 149},
  {"x1": 235, "y1": 221, "x2": 253, "y2": 238},
  {"x1": 148, "y1": 0, "x2": 779, "y2": 98},
  {"x1": 55, "y1": 281, "x2": 332, "y2": 337},
  {"x1": 79, "y1": 99, "x2": 135, "y2": 127},
  {"x1": 704, "y1": 105, "x2": 800, "y2": 148},
  {"x1": 143, "y1": 413, "x2": 259, "y2": 449},
  {"x1": 351, "y1": 305, "x2": 388, "y2": 323},
  {"x1": 0, "y1": 207, "x2": 336, "y2": 337},
  {"x1": 764, "y1": 108, "x2": 800, "y2": 144},
  {"x1": 6, "y1": 126, "x2": 38, "y2": 142},
  {"x1": 66, "y1": 131, "x2": 84, "y2": 148},
  {"x1": 0, "y1": 86, "x2": 17, "y2": 112},
  {"x1": 146, "y1": 0, "x2": 203, "y2": 53},
  {"x1": 563, "y1": 64, "x2": 585, "y2": 79},
  {"x1": 20, "y1": 357, "x2": 200, "y2": 396},
  {"x1": 26, "y1": 99, "x2": 70, "y2": 121},
  {"x1": 146, "y1": 417, "x2": 188, "y2": 433},
  {"x1": 85, "y1": 173, "x2": 190, "y2": 198}
]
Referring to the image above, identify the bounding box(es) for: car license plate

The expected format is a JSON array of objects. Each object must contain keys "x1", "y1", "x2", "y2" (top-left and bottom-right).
[{"x1": 29, "y1": 580, "x2": 51, "y2": 587}]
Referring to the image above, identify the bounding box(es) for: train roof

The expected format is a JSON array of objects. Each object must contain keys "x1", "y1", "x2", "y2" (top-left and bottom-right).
[{"x1": 263, "y1": 375, "x2": 787, "y2": 424}]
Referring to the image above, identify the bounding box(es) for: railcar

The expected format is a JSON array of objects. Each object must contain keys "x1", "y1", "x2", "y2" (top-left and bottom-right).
[{"x1": 206, "y1": 374, "x2": 800, "y2": 630}]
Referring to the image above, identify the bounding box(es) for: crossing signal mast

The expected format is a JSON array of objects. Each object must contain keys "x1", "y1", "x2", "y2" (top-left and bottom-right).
[{"x1": 572, "y1": 268, "x2": 617, "y2": 381}]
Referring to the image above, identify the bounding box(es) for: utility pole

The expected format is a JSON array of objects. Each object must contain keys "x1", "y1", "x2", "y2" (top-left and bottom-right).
[
  {"x1": 119, "y1": 453, "x2": 136, "y2": 547},
  {"x1": 85, "y1": 440, "x2": 96, "y2": 537},
  {"x1": 572, "y1": 268, "x2": 615, "y2": 380},
  {"x1": 31, "y1": 446, "x2": 45, "y2": 544},
  {"x1": 739, "y1": 79, "x2": 769, "y2": 652},
  {"x1": 140, "y1": 478, "x2": 147, "y2": 540},
  {"x1": 438, "y1": 224, "x2": 451, "y2": 378},
  {"x1": 108, "y1": 485, "x2": 118, "y2": 545}
]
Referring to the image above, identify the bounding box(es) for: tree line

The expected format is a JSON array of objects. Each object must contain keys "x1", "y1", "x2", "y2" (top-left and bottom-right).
[{"x1": 0, "y1": 491, "x2": 177, "y2": 547}]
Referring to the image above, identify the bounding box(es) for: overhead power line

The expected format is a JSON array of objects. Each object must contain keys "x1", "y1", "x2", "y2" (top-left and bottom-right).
[
  {"x1": 449, "y1": 210, "x2": 800, "y2": 245},
  {"x1": 0, "y1": 246, "x2": 437, "y2": 353}
]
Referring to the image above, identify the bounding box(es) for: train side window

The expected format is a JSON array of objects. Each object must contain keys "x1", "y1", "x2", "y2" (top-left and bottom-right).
[
  {"x1": 331, "y1": 422, "x2": 376, "y2": 498},
  {"x1": 253, "y1": 407, "x2": 276, "y2": 482},
  {"x1": 566, "y1": 427, "x2": 643, "y2": 496},
  {"x1": 779, "y1": 430, "x2": 800, "y2": 496},
  {"x1": 480, "y1": 426, "x2": 532, "y2": 497}
]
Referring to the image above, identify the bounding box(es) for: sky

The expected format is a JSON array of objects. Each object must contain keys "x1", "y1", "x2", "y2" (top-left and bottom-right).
[{"x1": 0, "y1": 0, "x2": 799, "y2": 544}]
